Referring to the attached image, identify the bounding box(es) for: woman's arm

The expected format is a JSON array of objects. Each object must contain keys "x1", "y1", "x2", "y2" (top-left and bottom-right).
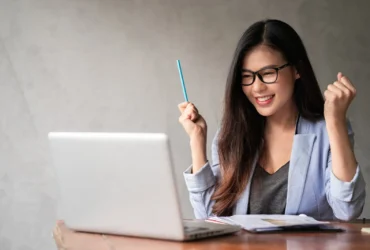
[
  {"x1": 326, "y1": 120, "x2": 357, "y2": 182},
  {"x1": 325, "y1": 121, "x2": 366, "y2": 221},
  {"x1": 324, "y1": 72, "x2": 359, "y2": 181},
  {"x1": 324, "y1": 73, "x2": 366, "y2": 220},
  {"x1": 183, "y1": 132, "x2": 221, "y2": 219}
]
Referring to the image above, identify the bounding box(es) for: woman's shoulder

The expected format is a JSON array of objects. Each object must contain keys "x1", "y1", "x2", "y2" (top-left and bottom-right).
[{"x1": 300, "y1": 116, "x2": 326, "y2": 132}]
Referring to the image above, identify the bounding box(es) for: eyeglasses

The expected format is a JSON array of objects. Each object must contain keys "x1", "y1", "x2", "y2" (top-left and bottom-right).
[{"x1": 241, "y1": 63, "x2": 291, "y2": 86}]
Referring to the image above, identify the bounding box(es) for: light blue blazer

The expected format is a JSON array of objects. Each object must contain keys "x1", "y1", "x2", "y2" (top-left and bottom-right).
[{"x1": 183, "y1": 117, "x2": 366, "y2": 221}]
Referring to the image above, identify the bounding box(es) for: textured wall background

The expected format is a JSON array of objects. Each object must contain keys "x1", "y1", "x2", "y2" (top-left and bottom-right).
[{"x1": 0, "y1": 0, "x2": 369, "y2": 249}]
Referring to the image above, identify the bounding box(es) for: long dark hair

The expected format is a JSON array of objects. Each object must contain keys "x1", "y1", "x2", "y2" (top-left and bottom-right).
[{"x1": 212, "y1": 19, "x2": 324, "y2": 216}]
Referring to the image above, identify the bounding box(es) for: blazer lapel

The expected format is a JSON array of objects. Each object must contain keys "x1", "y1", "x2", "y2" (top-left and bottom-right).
[{"x1": 285, "y1": 133, "x2": 316, "y2": 214}]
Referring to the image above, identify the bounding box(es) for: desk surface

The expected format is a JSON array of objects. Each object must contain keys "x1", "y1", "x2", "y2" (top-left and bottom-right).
[{"x1": 54, "y1": 221, "x2": 370, "y2": 250}]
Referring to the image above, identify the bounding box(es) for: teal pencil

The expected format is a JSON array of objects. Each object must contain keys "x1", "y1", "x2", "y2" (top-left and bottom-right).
[{"x1": 176, "y1": 60, "x2": 189, "y2": 102}]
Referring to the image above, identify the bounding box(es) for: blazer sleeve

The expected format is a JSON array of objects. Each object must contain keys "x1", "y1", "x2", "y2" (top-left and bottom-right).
[
  {"x1": 325, "y1": 120, "x2": 366, "y2": 221},
  {"x1": 183, "y1": 132, "x2": 221, "y2": 219}
]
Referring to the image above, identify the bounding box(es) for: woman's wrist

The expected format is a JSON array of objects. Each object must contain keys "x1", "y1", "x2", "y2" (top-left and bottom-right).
[{"x1": 190, "y1": 135, "x2": 207, "y2": 173}]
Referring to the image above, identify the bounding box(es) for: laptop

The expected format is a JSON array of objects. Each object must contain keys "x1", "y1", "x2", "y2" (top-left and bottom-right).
[{"x1": 48, "y1": 132, "x2": 241, "y2": 241}]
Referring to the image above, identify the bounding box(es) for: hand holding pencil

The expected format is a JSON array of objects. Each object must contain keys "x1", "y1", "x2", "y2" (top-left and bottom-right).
[
  {"x1": 177, "y1": 60, "x2": 208, "y2": 172},
  {"x1": 178, "y1": 101, "x2": 207, "y2": 139},
  {"x1": 176, "y1": 60, "x2": 207, "y2": 139}
]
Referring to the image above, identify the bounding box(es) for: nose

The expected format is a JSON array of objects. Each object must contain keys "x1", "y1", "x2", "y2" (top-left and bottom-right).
[{"x1": 252, "y1": 76, "x2": 267, "y2": 93}]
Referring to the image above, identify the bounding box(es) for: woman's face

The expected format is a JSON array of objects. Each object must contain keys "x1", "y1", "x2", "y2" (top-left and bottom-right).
[{"x1": 241, "y1": 45, "x2": 299, "y2": 117}]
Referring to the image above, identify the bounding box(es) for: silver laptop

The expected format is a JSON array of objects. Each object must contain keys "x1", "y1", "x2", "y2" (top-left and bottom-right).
[{"x1": 48, "y1": 132, "x2": 241, "y2": 241}]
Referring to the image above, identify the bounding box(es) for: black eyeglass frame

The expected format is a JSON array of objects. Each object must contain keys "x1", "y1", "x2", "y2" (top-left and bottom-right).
[{"x1": 241, "y1": 63, "x2": 291, "y2": 86}]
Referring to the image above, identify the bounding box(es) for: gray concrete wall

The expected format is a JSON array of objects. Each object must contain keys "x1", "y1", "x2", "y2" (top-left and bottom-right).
[{"x1": 0, "y1": 0, "x2": 369, "y2": 249}]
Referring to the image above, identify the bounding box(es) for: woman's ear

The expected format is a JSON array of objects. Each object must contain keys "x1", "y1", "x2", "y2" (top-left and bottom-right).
[
  {"x1": 294, "y1": 61, "x2": 302, "y2": 80},
  {"x1": 294, "y1": 67, "x2": 300, "y2": 80}
]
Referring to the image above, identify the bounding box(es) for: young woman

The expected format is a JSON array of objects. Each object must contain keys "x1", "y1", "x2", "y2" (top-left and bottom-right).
[{"x1": 178, "y1": 19, "x2": 366, "y2": 221}]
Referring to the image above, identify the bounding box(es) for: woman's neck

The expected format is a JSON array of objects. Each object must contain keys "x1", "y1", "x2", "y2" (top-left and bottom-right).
[{"x1": 265, "y1": 103, "x2": 298, "y2": 133}]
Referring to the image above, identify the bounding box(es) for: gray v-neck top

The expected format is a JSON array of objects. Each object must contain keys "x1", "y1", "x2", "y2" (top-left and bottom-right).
[{"x1": 248, "y1": 161, "x2": 290, "y2": 214}]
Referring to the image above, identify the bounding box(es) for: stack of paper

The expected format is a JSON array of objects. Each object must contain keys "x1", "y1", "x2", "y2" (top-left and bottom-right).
[{"x1": 207, "y1": 215, "x2": 343, "y2": 233}]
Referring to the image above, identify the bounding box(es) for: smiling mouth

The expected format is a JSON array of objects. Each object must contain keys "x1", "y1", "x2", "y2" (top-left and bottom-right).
[{"x1": 255, "y1": 95, "x2": 274, "y2": 105}]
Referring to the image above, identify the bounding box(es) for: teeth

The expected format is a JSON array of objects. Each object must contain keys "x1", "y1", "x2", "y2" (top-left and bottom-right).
[{"x1": 257, "y1": 95, "x2": 273, "y2": 102}]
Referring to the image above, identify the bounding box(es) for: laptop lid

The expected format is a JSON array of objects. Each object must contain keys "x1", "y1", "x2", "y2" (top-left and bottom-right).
[{"x1": 48, "y1": 132, "x2": 185, "y2": 240}]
